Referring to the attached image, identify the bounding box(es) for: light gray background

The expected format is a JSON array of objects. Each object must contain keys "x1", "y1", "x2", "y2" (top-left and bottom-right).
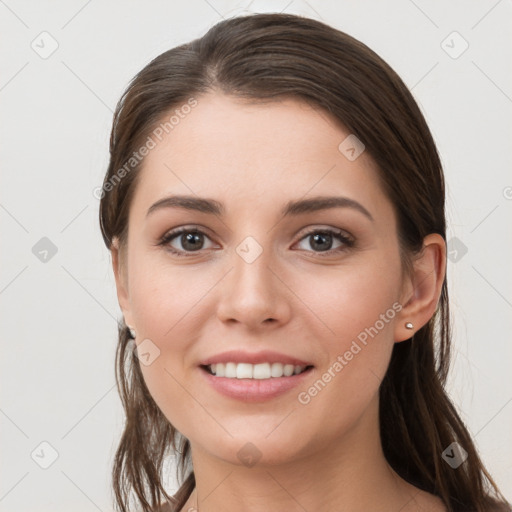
[{"x1": 1, "y1": 1, "x2": 511, "y2": 510}]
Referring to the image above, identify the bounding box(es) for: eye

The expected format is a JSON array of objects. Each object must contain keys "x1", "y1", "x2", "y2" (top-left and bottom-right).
[
  {"x1": 294, "y1": 228, "x2": 354, "y2": 256},
  {"x1": 159, "y1": 227, "x2": 217, "y2": 257},
  {"x1": 158, "y1": 226, "x2": 355, "y2": 258}
]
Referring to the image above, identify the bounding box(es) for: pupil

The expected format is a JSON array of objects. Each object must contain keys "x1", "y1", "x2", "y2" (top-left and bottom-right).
[
  {"x1": 182, "y1": 232, "x2": 202, "y2": 251},
  {"x1": 311, "y1": 233, "x2": 332, "y2": 251}
]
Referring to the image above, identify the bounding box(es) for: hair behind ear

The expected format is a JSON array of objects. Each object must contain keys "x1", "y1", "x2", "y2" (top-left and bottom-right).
[
  {"x1": 380, "y1": 284, "x2": 508, "y2": 511},
  {"x1": 112, "y1": 321, "x2": 183, "y2": 512}
]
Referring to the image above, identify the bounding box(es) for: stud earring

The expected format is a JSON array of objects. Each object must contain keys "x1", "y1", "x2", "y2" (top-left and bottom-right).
[
  {"x1": 128, "y1": 326, "x2": 136, "y2": 339},
  {"x1": 405, "y1": 322, "x2": 414, "y2": 330}
]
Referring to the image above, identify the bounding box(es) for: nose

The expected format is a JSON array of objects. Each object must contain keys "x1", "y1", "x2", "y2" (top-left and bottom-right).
[{"x1": 216, "y1": 241, "x2": 292, "y2": 330}]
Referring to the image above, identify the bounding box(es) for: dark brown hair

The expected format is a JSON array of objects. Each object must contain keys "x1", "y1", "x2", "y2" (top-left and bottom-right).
[{"x1": 99, "y1": 13, "x2": 510, "y2": 512}]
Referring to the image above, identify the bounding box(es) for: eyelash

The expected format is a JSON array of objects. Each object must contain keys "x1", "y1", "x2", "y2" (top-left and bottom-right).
[{"x1": 158, "y1": 226, "x2": 355, "y2": 258}]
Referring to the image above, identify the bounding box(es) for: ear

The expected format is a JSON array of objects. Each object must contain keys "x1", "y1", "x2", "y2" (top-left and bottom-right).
[
  {"x1": 394, "y1": 233, "x2": 446, "y2": 342},
  {"x1": 111, "y1": 237, "x2": 135, "y2": 330}
]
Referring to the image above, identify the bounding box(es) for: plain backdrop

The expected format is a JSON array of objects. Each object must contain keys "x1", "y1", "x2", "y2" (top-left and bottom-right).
[{"x1": 1, "y1": 0, "x2": 511, "y2": 510}]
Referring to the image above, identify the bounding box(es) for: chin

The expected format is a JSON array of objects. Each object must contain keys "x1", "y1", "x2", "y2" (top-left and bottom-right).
[{"x1": 190, "y1": 428, "x2": 315, "y2": 469}]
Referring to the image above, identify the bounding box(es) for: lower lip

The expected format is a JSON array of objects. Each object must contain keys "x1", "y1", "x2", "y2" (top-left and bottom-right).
[{"x1": 200, "y1": 366, "x2": 314, "y2": 402}]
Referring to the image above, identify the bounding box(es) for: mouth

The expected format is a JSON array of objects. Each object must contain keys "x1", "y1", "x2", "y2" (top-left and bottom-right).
[
  {"x1": 200, "y1": 362, "x2": 314, "y2": 379},
  {"x1": 199, "y1": 362, "x2": 315, "y2": 402}
]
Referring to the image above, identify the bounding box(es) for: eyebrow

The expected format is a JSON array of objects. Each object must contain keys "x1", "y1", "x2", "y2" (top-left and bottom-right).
[{"x1": 146, "y1": 194, "x2": 373, "y2": 221}]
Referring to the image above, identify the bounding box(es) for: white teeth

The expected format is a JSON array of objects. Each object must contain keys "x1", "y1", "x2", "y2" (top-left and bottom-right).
[
  {"x1": 253, "y1": 363, "x2": 271, "y2": 379},
  {"x1": 236, "y1": 363, "x2": 253, "y2": 379},
  {"x1": 215, "y1": 363, "x2": 225, "y2": 377},
  {"x1": 207, "y1": 362, "x2": 308, "y2": 379},
  {"x1": 283, "y1": 364, "x2": 294, "y2": 377},
  {"x1": 270, "y1": 362, "x2": 283, "y2": 377},
  {"x1": 225, "y1": 362, "x2": 237, "y2": 378}
]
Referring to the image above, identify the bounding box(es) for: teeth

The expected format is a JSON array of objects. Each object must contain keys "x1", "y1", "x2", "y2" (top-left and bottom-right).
[
  {"x1": 236, "y1": 363, "x2": 253, "y2": 379},
  {"x1": 207, "y1": 362, "x2": 308, "y2": 379}
]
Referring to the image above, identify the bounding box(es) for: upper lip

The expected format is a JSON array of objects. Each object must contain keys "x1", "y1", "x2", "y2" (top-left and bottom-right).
[{"x1": 199, "y1": 350, "x2": 313, "y2": 367}]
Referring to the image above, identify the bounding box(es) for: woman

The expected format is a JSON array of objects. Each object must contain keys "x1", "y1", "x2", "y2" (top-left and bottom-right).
[{"x1": 99, "y1": 13, "x2": 510, "y2": 512}]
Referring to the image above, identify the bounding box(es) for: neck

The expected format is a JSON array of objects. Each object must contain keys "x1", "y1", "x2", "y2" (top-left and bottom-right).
[{"x1": 179, "y1": 397, "x2": 426, "y2": 512}]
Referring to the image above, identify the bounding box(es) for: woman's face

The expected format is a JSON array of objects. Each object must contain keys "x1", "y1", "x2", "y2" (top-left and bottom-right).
[{"x1": 114, "y1": 92, "x2": 412, "y2": 466}]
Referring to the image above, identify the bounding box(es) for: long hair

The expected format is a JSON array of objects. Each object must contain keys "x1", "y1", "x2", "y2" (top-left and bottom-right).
[{"x1": 99, "y1": 13, "x2": 510, "y2": 512}]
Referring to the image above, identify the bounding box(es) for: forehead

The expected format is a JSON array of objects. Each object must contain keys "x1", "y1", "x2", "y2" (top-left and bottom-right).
[{"x1": 131, "y1": 92, "x2": 392, "y2": 220}]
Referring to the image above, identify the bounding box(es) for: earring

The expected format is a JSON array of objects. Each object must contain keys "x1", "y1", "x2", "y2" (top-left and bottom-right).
[
  {"x1": 405, "y1": 322, "x2": 414, "y2": 330},
  {"x1": 128, "y1": 326, "x2": 136, "y2": 339}
]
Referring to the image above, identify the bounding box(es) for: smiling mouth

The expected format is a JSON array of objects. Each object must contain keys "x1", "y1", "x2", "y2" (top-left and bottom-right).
[{"x1": 200, "y1": 362, "x2": 314, "y2": 379}]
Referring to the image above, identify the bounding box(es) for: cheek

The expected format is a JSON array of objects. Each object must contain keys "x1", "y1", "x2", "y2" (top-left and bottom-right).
[
  {"x1": 292, "y1": 258, "x2": 401, "y2": 417},
  {"x1": 299, "y1": 253, "x2": 401, "y2": 347},
  {"x1": 128, "y1": 247, "x2": 207, "y2": 338},
  {"x1": 125, "y1": 253, "x2": 223, "y2": 430}
]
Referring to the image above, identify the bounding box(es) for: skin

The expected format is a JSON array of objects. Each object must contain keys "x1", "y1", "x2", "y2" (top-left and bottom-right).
[{"x1": 112, "y1": 93, "x2": 447, "y2": 512}]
